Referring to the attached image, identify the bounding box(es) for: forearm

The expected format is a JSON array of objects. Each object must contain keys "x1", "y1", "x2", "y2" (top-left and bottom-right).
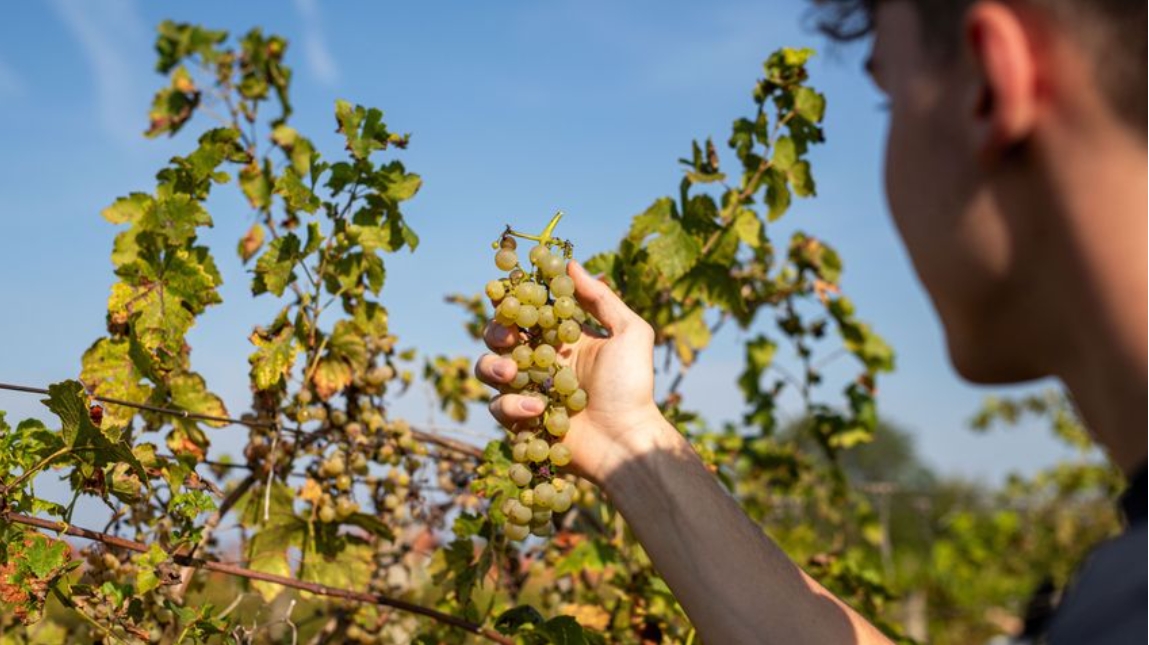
[{"x1": 601, "y1": 418, "x2": 893, "y2": 645}]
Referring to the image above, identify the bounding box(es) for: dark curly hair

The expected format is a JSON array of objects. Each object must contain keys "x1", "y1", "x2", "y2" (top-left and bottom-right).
[{"x1": 808, "y1": 0, "x2": 1146, "y2": 132}]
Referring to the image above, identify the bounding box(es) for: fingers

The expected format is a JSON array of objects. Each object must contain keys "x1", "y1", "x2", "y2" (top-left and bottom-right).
[
  {"x1": 475, "y1": 353, "x2": 517, "y2": 387},
  {"x1": 568, "y1": 260, "x2": 647, "y2": 336},
  {"x1": 483, "y1": 321, "x2": 518, "y2": 351},
  {"x1": 488, "y1": 393, "x2": 545, "y2": 428}
]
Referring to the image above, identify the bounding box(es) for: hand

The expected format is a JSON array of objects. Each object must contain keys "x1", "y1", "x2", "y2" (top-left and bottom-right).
[{"x1": 474, "y1": 260, "x2": 666, "y2": 485}]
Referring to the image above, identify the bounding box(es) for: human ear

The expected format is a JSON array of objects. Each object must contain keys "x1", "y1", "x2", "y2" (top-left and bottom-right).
[{"x1": 963, "y1": 2, "x2": 1037, "y2": 159}]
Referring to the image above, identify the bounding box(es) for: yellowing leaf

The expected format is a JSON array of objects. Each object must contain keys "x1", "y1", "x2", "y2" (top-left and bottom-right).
[{"x1": 311, "y1": 357, "x2": 352, "y2": 400}]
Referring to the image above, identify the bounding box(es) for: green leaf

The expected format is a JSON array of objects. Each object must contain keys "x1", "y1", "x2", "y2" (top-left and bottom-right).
[
  {"x1": 80, "y1": 338, "x2": 151, "y2": 430},
  {"x1": 789, "y1": 160, "x2": 816, "y2": 198},
  {"x1": 237, "y1": 481, "x2": 302, "y2": 601},
  {"x1": 537, "y1": 616, "x2": 588, "y2": 645},
  {"x1": 169, "y1": 371, "x2": 229, "y2": 428},
  {"x1": 300, "y1": 540, "x2": 373, "y2": 593},
  {"x1": 733, "y1": 209, "x2": 762, "y2": 248},
  {"x1": 239, "y1": 161, "x2": 272, "y2": 210},
  {"x1": 275, "y1": 168, "x2": 320, "y2": 213},
  {"x1": 495, "y1": 606, "x2": 545, "y2": 635},
  {"x1": 102, "y1": 193, "x2": 154, "y2": 225},
  {"x1": 671, "y1": 262, "x2": 743, "y2": 314},
  {"x1": 647, "y1": 219, "x2": 702, "y2": 282},
  {"x1": 627, "y1": 198, "x2": 674, "y2": 243},
  {"x1": 132, "y1": 543, "x2": 169, "y2": 594},
  {"x1": 665, "y1": 307, "x2": 711, "y2": 366},
  {"x1": 253, "y1": 233, "x2": 302, "y2": 296},
  {"x1": 555, "y1": 539, "x2": 620, "y2": 578},
  {"x1": 249, "y1": 326, "x2": 299, "y2": 390},
  {"x1": 772, "y1": 136, "x2": 797, "y2": 172},
  {"x1": 24, "y1": 534, "x2": 71, "y2": 579},
  {"x1": 345, "y1": 513, "x2": 395, "y2": 541},
  {"x1": 154, "y1": 21, "x2": 227, "y2": 73},
  {"x1": 764, "y1": 168, "x2": 792, "y2": 221},
  {"x1": 793, "y1": 87, "x2": 826, "y2": 123},
  {"x1": 335, "y1": 100, "x2": 404, "y2": 160},
  {"x1": 453, "y1": 512, "x2": 485, "y2": 540},
  {"x1": 42, "y1": 380, "x2": 103, "y2": 449},
  {"x1": 373, "y1": 161, "x2": 422, "y2": 202}
]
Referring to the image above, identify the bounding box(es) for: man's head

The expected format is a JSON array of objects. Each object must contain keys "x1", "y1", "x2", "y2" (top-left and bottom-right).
[{"x1": 811, "y1": 0, "x2": 1146, "y2": 384}]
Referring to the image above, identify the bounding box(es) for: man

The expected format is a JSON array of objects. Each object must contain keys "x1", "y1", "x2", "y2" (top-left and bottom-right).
[{"x1": 475, "y1": 0, "x2": 1146, "y2": 642}]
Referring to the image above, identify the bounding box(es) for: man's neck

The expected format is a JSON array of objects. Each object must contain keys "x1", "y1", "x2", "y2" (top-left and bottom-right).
[{"x1": 1046, "y1": 130, "x2": 1147, "y2": 476}]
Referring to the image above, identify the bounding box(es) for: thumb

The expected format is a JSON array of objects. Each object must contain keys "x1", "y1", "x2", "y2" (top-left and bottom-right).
[{"x1": 568, "y1": 260, "x2": 636, "y2": 334}]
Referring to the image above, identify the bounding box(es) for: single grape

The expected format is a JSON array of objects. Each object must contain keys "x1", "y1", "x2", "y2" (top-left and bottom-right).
[
  {"x1": 553, "y1": 367, "x2": 579, "y2": 396},
  {"x1": 551, "y1": 489, "x2": 573, "y2": 513},
  {"x1": 511, "y1": 345, "x2": 534, "y2": 369},
  {"x1": 550, "y1": 275, "x2": 575, "y2": 298},
  {"x1": 533, "y1": 482, "x2": 557, "y2": 507},
  {"x1": 528, "y1": 283, "x2": 546, "y2": 305},
  {"x1": 515, "y1": 305, "x2": 540, "y2": 328},
  {"x1": 505, "y1": 522, "x2": 530, "y2": 541},
  {"x1": 495, "y1": 248, "x2": 518, "y2": 271},
  {"x1": 485, "y1": 280, "x2": 506, "y2": 301},
  {"x1": 526, "y1": 438, "x2": 550, "y2": 462},
  {"x1": 537, "y1": 305, "x2": 557, "y2": 329},
  {"x1": 511, "y1": 441, "x2": 529, "y2": 463},
  {"x1": 528, "y1": 245, "x2": 549, "y2": 265},
  {"x1": 335, "y1": 496, "x2": 359, "y2": 518},
  {"x1": 515, "y1": 430, "x2": 534, "y2": 443},
  {"x1": 509, "y1": 268, "x2": 525, "y2": 283},
  {"x1": 530, "y1": 522, "x2": 554, "y2": 537},
  {"x1": 500, "y1": 236, "x2": 518, "y2": 250},
  {"x1": 558, "y1": 319, "x2": 581, "y2": 344},
  {"x1": 566, "y1": 388, "x2": 588, "y2": 412},
  {"x1": 540, "y1": 254, "x2": 565, "y2": 278},
  {"x1": 533, "y1": 344, "x2": 557, "y2": 368},
  {"x1": 545, "y1": 409, "x2": 570, "y2": 437},
  {"x1": 510, "y1": 371, "x2": 530, "y2": 389},
  {"x1": 553, "y1": 296, "x2": 576, "y2": 319},
  {"x1": 505, "y1": 499, "x2": 533, "y2": 525},
  {"x1": 318, "y1": 504, "x2": 337, "y2": 523},
  {"x1": 549, "y1": 443, "x2": 572, "y2": 467},
  {"x1": 508, "y1": 463, "x2": 532, "y2": 487},
  {"x1": 519, "y1": 489, "x2": 535, "y2": 507},
  {"x1": 532, "y1": 509, "x2": 553, "y2": 525},
  {"x1": 541, "y1": 328, "x2": 560, "y2": 346},
  {"x1": 528, "y1": 368, "x2": 551, "y2": 385},
  {"x1": 497, "y1": 296, "x2": 522, "y2": 320},
  {"x1": 572, "y1": 306, "x2": 587, "y2": 323}
]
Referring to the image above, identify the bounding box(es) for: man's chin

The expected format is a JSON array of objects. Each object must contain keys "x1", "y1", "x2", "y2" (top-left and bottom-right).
[{"x1": 945, "y1": 331, "x2": 1049, "y2": 386}]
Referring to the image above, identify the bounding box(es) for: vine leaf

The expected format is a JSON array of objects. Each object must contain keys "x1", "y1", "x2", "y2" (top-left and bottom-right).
[
  {"x1": 41, "y1": 380, "x2": 146, "y2": 482},
  {"x1": 80, "y1": 338, "x2": 152, "y2": 430},
  {"x1": 249, "y1": 326, "x2": 299, "y2": 391}
]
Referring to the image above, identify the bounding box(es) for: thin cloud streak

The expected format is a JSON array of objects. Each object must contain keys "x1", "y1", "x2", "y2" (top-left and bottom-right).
[
  {"x1": 294, "y1": 0, "x2": 340, "y2": 86},
  {"x1": 48, "y1": 0, "x2": 149, "y2": 143}
]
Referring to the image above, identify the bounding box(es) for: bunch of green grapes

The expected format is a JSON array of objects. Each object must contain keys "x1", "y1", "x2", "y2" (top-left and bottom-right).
[{"x1": 485, "y1": 214, "x2": 587, "y2": 540}]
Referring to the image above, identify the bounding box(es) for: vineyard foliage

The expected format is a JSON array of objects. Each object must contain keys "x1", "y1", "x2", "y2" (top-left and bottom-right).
[{"x1": 0, "y1": 22, "x2": 1121, "y2": 645}]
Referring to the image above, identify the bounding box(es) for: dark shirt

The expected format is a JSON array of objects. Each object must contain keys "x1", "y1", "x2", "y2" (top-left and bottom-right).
[{"x1": 1048, "y1": 465, "x2": 1147, "y2": 644}]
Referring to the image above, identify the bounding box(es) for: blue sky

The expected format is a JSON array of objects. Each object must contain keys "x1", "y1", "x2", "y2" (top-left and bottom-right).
[{"x1": 0, "y1": 0, "x2": 1089, "y2": 489}]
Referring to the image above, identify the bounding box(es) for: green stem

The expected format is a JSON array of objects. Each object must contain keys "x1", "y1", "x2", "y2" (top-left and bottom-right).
[
  {"x1": 6, "y1": 446, "x2": 71, "y2": 491},
  {"x1": 507, "y1": 211, "x2": 564, "y2": 244}
]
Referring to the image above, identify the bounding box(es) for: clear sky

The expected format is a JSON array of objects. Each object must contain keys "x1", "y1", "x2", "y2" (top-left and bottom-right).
[{"x1": 0, "y1": 0, "x2": 1087, "y2": 489}]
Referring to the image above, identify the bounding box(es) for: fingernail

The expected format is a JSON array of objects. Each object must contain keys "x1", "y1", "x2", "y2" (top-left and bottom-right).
[{"x1": 520, "y1": 398, "x2": 544, "y2": 414}]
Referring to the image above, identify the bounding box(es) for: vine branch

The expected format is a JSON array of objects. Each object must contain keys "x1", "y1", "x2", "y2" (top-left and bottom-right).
[{"x1": 1, "y1": 511, "x2": 513, "y2": 645}]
